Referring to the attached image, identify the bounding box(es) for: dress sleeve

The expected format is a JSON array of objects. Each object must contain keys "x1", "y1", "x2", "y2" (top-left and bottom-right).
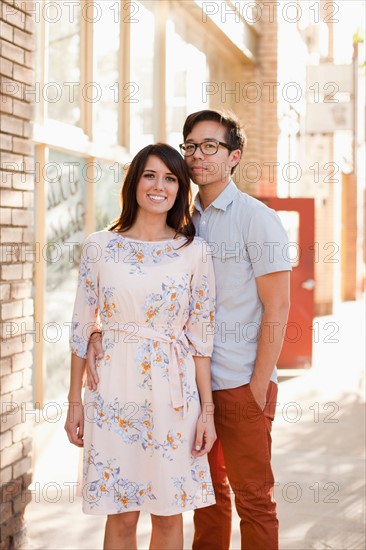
[
  {"x1": 69, "y1": 233, "x2": 100, "y2": 359},
  {"x1": 185, "y1": 239, "x2": 216, "y2": 357}
]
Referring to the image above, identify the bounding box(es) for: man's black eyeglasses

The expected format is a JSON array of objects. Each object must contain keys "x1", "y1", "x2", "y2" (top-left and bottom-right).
[{"x1": 179, "y1": 140, "x2": 232, "y2": 157}]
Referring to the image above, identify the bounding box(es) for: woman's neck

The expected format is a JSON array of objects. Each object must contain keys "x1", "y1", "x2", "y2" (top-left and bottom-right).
[{"x1": 120, "y1": 214, "x2": 176, "y2": 241}]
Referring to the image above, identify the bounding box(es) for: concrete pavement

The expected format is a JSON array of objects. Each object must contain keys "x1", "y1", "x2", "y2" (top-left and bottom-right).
[{"x1": 24, "y1": 299, "x2": 365, "y2": 549}]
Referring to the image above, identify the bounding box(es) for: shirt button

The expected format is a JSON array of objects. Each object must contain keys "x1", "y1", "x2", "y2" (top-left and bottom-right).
[{"x1": 201, "y1": 221, "x2": 206, "y2": 225}]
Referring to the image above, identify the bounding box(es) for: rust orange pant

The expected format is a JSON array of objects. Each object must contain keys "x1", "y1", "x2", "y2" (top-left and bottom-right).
[{"x1": 193, "y1": 382, "x2": 279, "y2": 550}]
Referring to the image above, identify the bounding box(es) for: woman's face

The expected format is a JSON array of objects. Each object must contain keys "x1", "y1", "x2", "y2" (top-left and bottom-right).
[{"x1": 136, "y1": 155, "x2": 179, "y2": 216}]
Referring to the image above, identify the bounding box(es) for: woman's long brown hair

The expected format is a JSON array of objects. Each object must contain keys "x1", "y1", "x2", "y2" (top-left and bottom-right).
[{"x1": 109, "y1": 143, "x2": 195, "y2": 246}]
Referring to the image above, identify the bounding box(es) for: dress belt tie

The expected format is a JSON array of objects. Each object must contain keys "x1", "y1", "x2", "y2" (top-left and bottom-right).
[{"x1": 102, "y1": 324, "x2": 187, "y2": 415}]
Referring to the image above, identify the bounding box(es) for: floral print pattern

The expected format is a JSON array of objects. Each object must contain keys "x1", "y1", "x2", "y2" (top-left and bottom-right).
[{"x1": 70, "y1": 231, "x2": 216, "y2": 514}]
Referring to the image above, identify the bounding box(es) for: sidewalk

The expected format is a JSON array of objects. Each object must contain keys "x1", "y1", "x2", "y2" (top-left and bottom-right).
[{"x1": 24, "y1": 300, "x2": 365, "y2": 549}]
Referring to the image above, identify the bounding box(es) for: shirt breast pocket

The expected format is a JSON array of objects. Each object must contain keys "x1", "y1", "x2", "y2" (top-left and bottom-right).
[{"x1": 212, "y1": 244, "x2": 244, "y2": 288}]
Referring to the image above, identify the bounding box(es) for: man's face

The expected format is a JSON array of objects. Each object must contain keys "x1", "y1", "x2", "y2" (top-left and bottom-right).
[{"x1": 183, "y1": 120, "x2": 241, "y2": 188}]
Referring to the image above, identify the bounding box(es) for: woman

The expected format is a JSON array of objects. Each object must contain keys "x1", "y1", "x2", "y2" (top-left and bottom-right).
[{"x1": 65, "y1": 143, "x2": 216, "y2": 550}]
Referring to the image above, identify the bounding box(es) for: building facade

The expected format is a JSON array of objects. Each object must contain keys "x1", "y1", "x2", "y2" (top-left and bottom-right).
[{"x1": 0, "y1": 0, "x2": 364, "y2": 547}]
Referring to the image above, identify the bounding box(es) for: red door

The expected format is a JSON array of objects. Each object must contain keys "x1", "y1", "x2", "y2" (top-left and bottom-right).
[{"x1": 259, "y1": 198, "x2": 315, "y2": 369}]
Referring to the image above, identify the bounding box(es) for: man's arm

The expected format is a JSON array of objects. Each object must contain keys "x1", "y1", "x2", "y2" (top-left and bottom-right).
[{"x1": 250, "y1": 270, "x2": 290, "y2": 410}]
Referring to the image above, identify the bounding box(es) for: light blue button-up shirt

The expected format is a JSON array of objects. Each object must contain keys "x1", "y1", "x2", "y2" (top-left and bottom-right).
[{"x1": 192, "y1": 181, "x2": 292, "y2": 390}]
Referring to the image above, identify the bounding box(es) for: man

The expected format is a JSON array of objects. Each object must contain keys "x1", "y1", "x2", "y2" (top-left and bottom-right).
[{"x1": 86, "y1": 110, "x2": 291, "y2": 549}]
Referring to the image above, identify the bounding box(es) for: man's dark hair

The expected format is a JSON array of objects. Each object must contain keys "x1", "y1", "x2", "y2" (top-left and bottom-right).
[{"x1": 182, "y1": 109, "x2": 246, "y2": 174}]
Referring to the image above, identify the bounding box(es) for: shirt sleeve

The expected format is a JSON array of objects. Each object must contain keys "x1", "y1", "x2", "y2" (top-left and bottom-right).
[
  {"x1": 69, "y1": 233, "x2": 100, "y2": 358},
  {"x1": 185, "y1": 239, "x2": 216, "y2": 357},
  {"x1": 245, "y1": 206, "x2": 293, "y2": 278}
]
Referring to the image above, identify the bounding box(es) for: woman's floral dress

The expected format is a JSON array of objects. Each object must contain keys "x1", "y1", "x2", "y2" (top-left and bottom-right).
[{"x1": 70, "y1": 231, "x2": 216, "y2": 515}]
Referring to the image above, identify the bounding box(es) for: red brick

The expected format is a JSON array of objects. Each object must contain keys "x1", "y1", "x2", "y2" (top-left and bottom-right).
[
  {"x1": 22, "y1": 191, "x2": 34, "y2": 207},
  {"x1": 12, "y1": 351, "x2": 32, "y2": 373},
  {"x1": 22, "y1": 437, "x2": 32, "y2": 456},
  {"x1": 0, "y1": 243, "x2": 20, "y2": 264},
  {"x1": 0, "y1": 21, "x2": 13, "y2": 42},
  {"x1": 22, "y1": 120, "x2": 32, "y2": 138},
  {"x1": 0, "y1": 207, "x2": 11, "y2": 224},
  {"x1": 0, "y1": 133, "x2": 12, "y2": 150},
  {"x1": 21, "y1": 262, "x2": 32, "y2": 280},
  {"x1": 0, "y1": 283, "x2": 12, "y2": 301},
  {"x1": 13, "y1": 65, "x2": 34, "y2": 86},
  {"x1": 0, "y1": 227, "x2": 23, "y2": 243},
  {"x1": 13, "y1": 28, "x2": 34, "y2": 51},
  {"x1": 22, "y1": 366, "x2": 32, "y2": 384},
  {"x1": 5, "y1": 387, "x2": 32, "y2": 409},
  {"x1": 13, "y1": 490, "x2": 32, "y2": 514},
  {"x1": 12, "y1": 136, "x2": 33, "y2": 156},
  {"x1": 11, "y1": 208, "x2": 33, "y2": 226},
  {"x1": 0, "y1": 502, "x2": 12, "y2": 524},
  {"x1": 0, "y1": 405, "x2": 22, "y2": 433},
  {"x1": 0, "y1": 357, "x2": 11, "y2": 376},
  {"x1": 0, "y1": 114, "x2": 23, "y2": 136},
  {"x1": 10, "y1": 283, "x2": 32, "y2": 300},
  {"x1": 23, "y1": 227, "x2": 37, "y2": 244},
  {"x1": 0, "y1": 152, "x2": 24, "y2": 173},
  {"x1": 12, "y1": 98, "x2": 33, "y2": 119},
  {"x1": 24, "y1": 49, "x2": 35, "y2": 69},
  {"x1": 0, "y1": 335, "x2": 23, "y2": 357},
  {"x1": 13, "y1": 455, "x2": 31, "y2": 478},
  {"x1": 22, "y1": 298, "x2": 33, "y2": 316},
  {"x1": 1, "y1": 301, "x2": 23, "y2": 321},
  {"x1": 0, "y1": 441, "x2": 23, "y2": 468},
  {"x1": 0, "y1": 39, "x2": 24, "y2": 65},
  {"x1": 11, "y1": 418, "x2": 32, "y2": 442},
  {"x1": 25, "y1": 12, "x2": 36, "y2": 34},
  {"x1": 0, "y1": 189, "x2": 23, "y2": 207},
  {"x1": 1, "y1": 513, "x2": 25, "y2": 540},
  {"x1": 2, "y1": 2, "x2": 26, "y2": 30},
  {"x1": 0, "y1": 466, "x2": 12, "y2": 483},
  {"x1": 13, "y1": 528, "x2": 28, "y2": 550},
  {"x1": 0, "y1": 95, "x2": 13, "y2": 116},
  {"x1": 0, "y1": 56, "x2": 13, "y2": 78},
  {"x1": 11, "y1": 172, "x2": 34, "y2": 190},
  {"x1": 0, "y1": 430, "x2": 12, "y2": 451}
]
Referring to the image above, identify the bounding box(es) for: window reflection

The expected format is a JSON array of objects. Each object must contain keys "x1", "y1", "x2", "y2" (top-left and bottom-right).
[
  {"x1": 166, "y1": 21, "x2": 207, "y2": 146},
  {"x1": 45, "y1": 151, "x2": 86, "y2": 402},
  {"x1": 93, "y1": 1, "x2": 120, "y2": 144},
  {"x1": 95, "y1": 161, "x2": 122, "y2": 231},
  {"x1": 130, "y1": 2, "x2": 154, "y2": 151},
  {"x1": 48, "y1": 5, "x2": 81, "y2": 125}
]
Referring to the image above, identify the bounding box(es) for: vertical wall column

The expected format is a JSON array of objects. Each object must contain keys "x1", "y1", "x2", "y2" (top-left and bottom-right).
[{"x1": 0, "y1": 1, "x2": 36, "y2": 548}]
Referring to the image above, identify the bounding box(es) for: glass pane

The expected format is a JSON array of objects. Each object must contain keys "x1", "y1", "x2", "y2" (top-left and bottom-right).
[
  {"x1": 44, "y1": 150, "x2": 86, "y2": 403},
  {"x1": 47, "y1": 4, "x2": 81, "y2": 125},
  {"x1": 166, "y1": 21, "x2": 207, "y2": 147},
  {"x1": 93, "y1": 1, "x2": 120, "y2": 144},
  {"x1": 130, "y1": 2, "x2": 154, "y2": 151},
  {"x1": 95, "y1": 161, "x2": 122, "y2": 231}
]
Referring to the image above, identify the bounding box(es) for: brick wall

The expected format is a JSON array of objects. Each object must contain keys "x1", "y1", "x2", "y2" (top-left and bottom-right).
[
  {"x1": 256, "y1": 0, "x2": 278, "y2": 197},
  {"x1": 0, "y1": 1, "x2": 35, "y2": 548}
]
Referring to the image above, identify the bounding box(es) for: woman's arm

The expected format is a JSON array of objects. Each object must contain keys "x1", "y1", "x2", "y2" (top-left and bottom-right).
[
  {"x1": 192, "y1": 355, "x2": 216, "y2": 457},
  {"x1": 64, "y1": 353, "x2": 86, "y2": 447}
]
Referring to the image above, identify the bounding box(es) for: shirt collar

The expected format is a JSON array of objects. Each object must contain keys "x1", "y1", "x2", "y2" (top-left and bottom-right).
[{"x1": 193, "y1": 181, "x2": 237, "y2": 213}]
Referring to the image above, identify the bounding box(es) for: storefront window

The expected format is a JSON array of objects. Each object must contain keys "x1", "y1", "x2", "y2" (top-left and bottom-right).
[
  {"x1": 47, "y1": 4, "x2": 81, "y2": 125},
  {"x1": 166, "y1": 20, "x2": 207, "y2": 146},
  {"x1": 130, "y1": 2, "x2": 154, "y2": 151},
  {"x1": 93, "y1": 1, "x2": 120, "y2": 144},
  {"x1": 95, "y1": 161, "x2": 122, "y2": 231},
  {"x1": 44, "y1": 150, "x2": 86, "y2": 403}
]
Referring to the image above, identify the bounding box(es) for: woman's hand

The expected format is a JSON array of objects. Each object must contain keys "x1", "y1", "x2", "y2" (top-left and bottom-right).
[
  {"x1": 86, "y1": 332, "x2": 104, "y2": 390},
  {"x1": 64, "y1": 400, "x2": 84, "y2": 447},
  {"x1": 192, "y1": 412, "x2": 217, "y2": 458}
]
